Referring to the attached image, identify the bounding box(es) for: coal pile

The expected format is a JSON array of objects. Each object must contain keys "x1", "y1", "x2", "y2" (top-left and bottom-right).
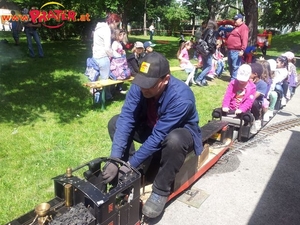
[{"x1": 49, "y1": 203, "x2": 96, "y2": 225}]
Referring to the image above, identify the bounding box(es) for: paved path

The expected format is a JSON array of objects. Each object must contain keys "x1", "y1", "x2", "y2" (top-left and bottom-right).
[{"x1": 152, "y1": 89, "x2": 300, "y2": 225}]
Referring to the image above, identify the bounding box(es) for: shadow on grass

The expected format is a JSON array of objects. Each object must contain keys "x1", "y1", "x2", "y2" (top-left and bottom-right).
[{"x1": 0, "y1": 35, "x2": 96, "y2": 124}]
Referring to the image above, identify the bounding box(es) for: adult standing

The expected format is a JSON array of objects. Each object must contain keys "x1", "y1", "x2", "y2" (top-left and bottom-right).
[
  {"x1": 226, "y1": 14, "x2": 249, "y2": 80},
  {"x1": 103, "y1": 52, "x2": 203, "y2": 219},
  {"x1": 261, "y1": 36, "x2": 268, "y2": 56},
  {"x1": 9, "y1": 10, "x2": 22, "y2": 46},
  {"x1": 92, "y1": 13, "x2": 121, "y2": 100},
  {"x1": 22, "y1": 8, "x2": 44, "y2": 58},
  {"x1": 149, "y1": 23, "x2": 155, "y2": 41},
  {"x1": 195, "y1": 20, "x2": 218, "y2": 86}
]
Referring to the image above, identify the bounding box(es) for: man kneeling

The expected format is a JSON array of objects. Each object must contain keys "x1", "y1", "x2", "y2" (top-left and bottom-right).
[{"x1": 102, "y1": 52, "x2": 203, "y2": 218}]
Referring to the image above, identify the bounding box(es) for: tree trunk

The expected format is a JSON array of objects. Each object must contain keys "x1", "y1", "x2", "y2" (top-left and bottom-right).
[{"x1": 243, "y1": 0, "x2": 258, "y2": 46}]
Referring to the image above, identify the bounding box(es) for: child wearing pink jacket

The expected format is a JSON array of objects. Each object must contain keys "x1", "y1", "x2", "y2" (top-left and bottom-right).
[{"x1": 222, "y1": 64, "x2": 256, "y2": 115}]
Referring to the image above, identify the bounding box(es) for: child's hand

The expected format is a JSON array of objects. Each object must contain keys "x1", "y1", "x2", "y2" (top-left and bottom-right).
[
  {"x1": 222, "y1": 107, "x2": 229, "y2": 112},
  {"x1": 235, "y1": 109, "x2": 242, "y2": 114}
]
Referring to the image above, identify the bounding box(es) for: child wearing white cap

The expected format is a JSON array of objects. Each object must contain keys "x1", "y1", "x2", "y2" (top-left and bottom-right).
[{"x1": 222, "y1": 64, "x2": 256, "y2": 115}]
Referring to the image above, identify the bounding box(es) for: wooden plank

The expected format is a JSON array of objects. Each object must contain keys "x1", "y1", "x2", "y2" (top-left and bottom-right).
[
  {"x1": 84, "y1": 77, "x2": 134, "y2": 110},
  {"x1": 84, "y1": 76, "x2": 134, "y2": 89}
]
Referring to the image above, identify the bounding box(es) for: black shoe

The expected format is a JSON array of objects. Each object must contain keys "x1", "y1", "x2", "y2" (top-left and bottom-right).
[{"x1": 142, "y1": 192, "x2": 168, "y2": 218}]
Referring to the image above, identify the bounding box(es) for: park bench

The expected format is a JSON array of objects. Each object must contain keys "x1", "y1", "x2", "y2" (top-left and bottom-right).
[
  {"x1": 84, "y1": 77, "x2": 134, "y2": 110},
  {"x1": 83, "y1": 64, "x2": 198, "y2": 110}
]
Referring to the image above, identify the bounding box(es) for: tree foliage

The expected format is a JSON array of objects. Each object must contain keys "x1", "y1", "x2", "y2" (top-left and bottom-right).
[
  {"x1": 4, "y1": 0, "x2": 299, "y2": 42},
  {"x1": 260, "y1": 0, "x2": 300, "y2": 31}
]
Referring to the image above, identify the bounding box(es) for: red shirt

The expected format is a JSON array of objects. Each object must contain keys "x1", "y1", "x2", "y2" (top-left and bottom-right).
[
  {"x1": 146, "y1": 98, "x2": 158, "y2": 128},
  {"x1": 226, "y1": 23, "x2": 249, "y2": 51}
]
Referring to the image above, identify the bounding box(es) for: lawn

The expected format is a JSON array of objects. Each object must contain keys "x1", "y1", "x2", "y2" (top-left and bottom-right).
[{"x1": 0, "y1": 30, "x2": 299, "y2": 223}]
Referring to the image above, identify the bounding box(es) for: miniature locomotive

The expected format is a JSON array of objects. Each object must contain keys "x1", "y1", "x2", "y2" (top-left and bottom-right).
[{"x1": 7, "y1": 114, "x2": 267, "y2": 225}]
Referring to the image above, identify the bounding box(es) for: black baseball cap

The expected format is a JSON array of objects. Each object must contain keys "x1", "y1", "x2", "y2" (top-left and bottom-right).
[{"x1": 132, "y1": 52, "x2": 170, "y2": 89}]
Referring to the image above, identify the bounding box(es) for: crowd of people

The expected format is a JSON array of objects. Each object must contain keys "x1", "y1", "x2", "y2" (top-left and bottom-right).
[
  {"x1": 89, "y1": 12, "x2": 298, "y2": 220},
  {"x1": 7, "y1": 8, "x2": 44, "y2": 57},
  {"x1": 3, "y1": 7, "x2": 298, "y2": 222}
]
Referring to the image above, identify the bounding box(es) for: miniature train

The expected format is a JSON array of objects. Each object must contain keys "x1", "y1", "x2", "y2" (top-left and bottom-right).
[{"x1": 6, "y1": 108, "x2": 278, "y2": 225}]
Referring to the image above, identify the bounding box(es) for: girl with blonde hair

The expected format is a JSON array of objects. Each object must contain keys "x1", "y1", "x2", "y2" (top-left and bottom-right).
[{"x1": 177, "y1": 41, "x2": 196, "y2": 85}]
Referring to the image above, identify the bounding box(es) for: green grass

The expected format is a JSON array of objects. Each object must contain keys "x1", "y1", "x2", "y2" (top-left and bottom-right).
[{"x1": 0, "y1": 30, "x2": 300, "y2": 224}]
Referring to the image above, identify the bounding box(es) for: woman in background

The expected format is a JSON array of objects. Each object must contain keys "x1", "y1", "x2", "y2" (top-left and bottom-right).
[{"x1": 92, "y1": 13, "x2": 121, "y2": 100}]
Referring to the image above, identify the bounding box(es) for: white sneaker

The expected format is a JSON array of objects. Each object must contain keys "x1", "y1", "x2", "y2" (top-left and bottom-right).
[
  {"x1": 119, "y1": 90, "x2": 127, "y2": 94},
  {"x1": 250, "y1": 122, "x2": 257, "y2": 134},
  {"x1": 255, "y1": 120, "x2": 262, "y2": 130},
  {"x1": 269, "y1": 110, "x2": 274, "y2": 117},
  {"x1": 281, "y1": 97, "x2": 287, "y2": 106},
  {"x1": 263, "y1": 111, "x2": 270, "y2": 122},
  {"x1": 207, "y1": 74, "x2": 215, "y2": 79}
]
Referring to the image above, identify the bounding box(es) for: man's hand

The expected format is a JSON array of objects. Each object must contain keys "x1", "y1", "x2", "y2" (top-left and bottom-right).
[
  {"x1": 238, "y1": 50, "x2": 244, "y2": 56},
  {"x1": 102, "y1": 162, "x2": 118, "y2": 183},
  {"x1": 118, "y1": 165, "x2": 132, "y2": 181}
]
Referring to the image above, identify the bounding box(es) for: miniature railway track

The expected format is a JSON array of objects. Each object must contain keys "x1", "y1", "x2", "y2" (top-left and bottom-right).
[{"x1": 219, "y1": 117, "x2": 300, "y2": 163}]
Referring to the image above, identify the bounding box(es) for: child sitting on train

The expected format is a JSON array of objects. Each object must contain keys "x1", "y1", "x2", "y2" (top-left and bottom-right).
[
  {"x1": 177, "y1": 41, "x2": 196, "y2": 85},
  {"x1": 249, "y1": 63, "x2": 268, "y2": 133},
  {"x1": 221, "y1": 64, "x2": 256, "y2": 116},
  {"x1": 256, "y1": 59, "x2": 273, "y2": 121},
  {"x1": 263, "y1": 56, "x2": 289, "y2": 121},
  {"x1": 212, "y1": 64, "x2": 256, "y2": 136}
]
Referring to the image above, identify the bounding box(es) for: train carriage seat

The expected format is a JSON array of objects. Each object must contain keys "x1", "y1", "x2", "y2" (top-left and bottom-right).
[{"x1": 212, "y1": 108, "x2": 256, "y2": 141}]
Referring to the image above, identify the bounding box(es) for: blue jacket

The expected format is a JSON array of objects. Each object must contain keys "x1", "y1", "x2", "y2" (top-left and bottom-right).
[
  {"x1": 110, "y1": 75, "x2": 203, "y2": 168},
  {"x1": 85, "y1": 58, "x2": 100, "y2": 81}
]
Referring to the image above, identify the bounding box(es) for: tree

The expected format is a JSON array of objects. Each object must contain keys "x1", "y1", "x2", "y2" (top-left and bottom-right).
[
  {"x1": 260, "y1": 0, "x2": 300, "y2": 31},
  {"x1": 243, "y1": 0, "x2": 258, "y2": 46}
]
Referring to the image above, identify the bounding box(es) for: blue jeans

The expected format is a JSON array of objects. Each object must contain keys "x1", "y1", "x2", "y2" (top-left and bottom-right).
[
  {"x1": 94, "y1": 56, "x2": 113, "y2": 100},
  {"x1": 196, "y1": 53, "x2": 212, "y2": 84},
  {"x1": 25, "y1": 29, "x2": 44, "y2": 57},
  {"x1": 228, "y1": 50, "x2": 242, "y2": 80},
  {"x1": 275, "y1": 83, "x2": 284, "y2": 97},
  {"x1": 150, "y1": 31, "x2": 154, "y2": 41},
  {"x1": 215, "y1": 59, "x2": 224, "y2": 77}
]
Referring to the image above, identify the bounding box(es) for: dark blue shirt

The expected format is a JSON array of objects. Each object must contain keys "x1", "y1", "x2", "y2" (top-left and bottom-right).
[{"x1": 255, "y1": 79, "x2": 268, "y2": 102}]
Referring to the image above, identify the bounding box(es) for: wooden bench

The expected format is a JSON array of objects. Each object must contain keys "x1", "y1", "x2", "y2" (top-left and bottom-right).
[
  {"x1": 84, "y1": 63, "x2": 198, "y2": 109},
  {"x1": 84, "y1": 77, "x2": 134, "y2": 110}
]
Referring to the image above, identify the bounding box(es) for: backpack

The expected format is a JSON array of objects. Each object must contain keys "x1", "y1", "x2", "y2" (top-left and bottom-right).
[
  {"x1": 110, "y1": 55, "x2": 131, "y2": 80},
  {"x1": 195, "y1": 38, "x2": 210, "y2": 56},
  {"x1": 85, "y1": 58, "x2": 100, "y2": 81},
  {"x1": 196, "y1": 29, "x2": 217, "y2": 56}
]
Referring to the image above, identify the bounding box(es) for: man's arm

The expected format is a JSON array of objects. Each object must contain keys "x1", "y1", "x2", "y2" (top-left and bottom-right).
[
  {"x1": 240, "y1": 24, "x2": 249, "y2": 51},
  {"x1": 222, "y1": 81, "x2": 234, "y2": 108},
  {"x1": 110, "y1": 85, "x2": 142, "y2": 159}
]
